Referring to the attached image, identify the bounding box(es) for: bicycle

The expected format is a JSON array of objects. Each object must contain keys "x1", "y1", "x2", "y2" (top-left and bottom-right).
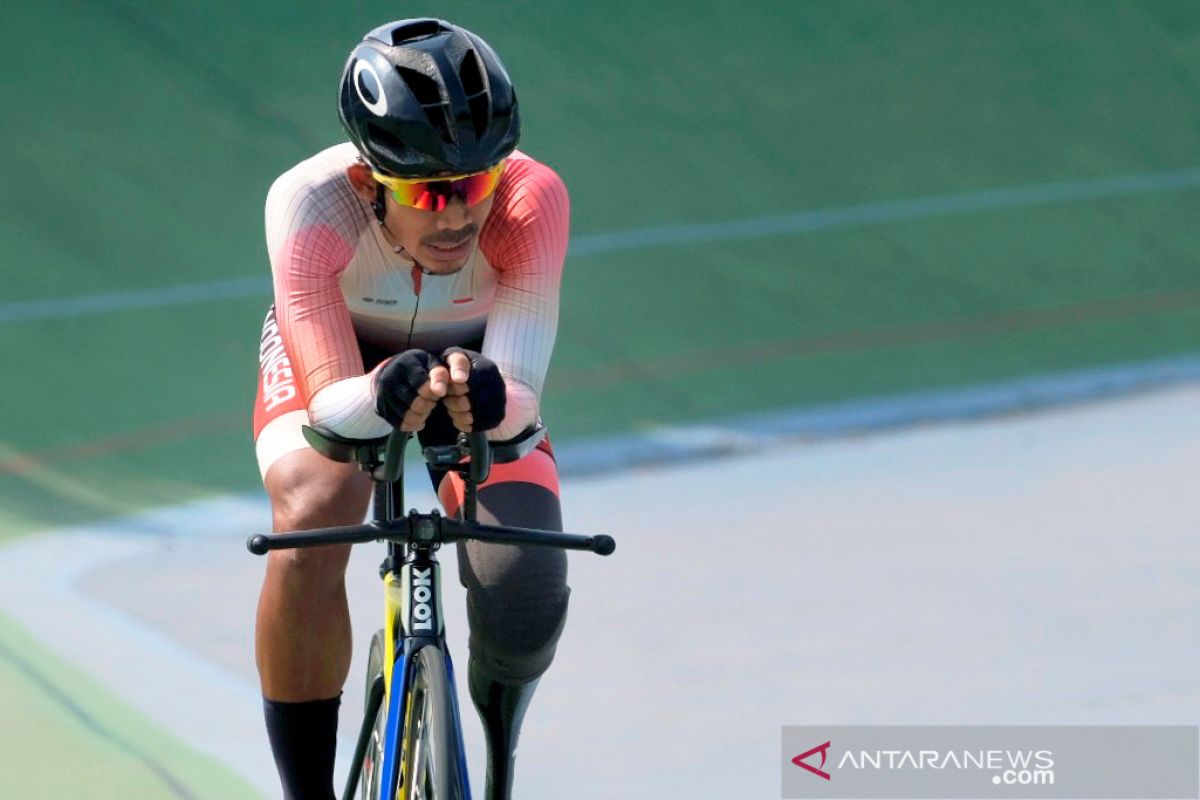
[{"x1": 247, "y1": 422, "x2": 615, "y2": 799}]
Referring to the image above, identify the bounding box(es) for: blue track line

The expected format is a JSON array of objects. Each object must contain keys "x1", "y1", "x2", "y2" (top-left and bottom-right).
[
  {"x1": 0, "y1": 636, "x2": 199, "y2": 799},
  {"x1": 553, "y1": 353, "x2": 1200, "y2": 476}
]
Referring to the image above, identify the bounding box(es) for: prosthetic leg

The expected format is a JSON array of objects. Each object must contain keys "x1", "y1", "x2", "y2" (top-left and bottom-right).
[{"x1": 469, "y1": 659, "x2": 540, "y2": 799}]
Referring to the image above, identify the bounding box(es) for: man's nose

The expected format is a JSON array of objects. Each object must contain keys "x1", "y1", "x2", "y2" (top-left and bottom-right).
[{"x1": 434, "y1": 195, "x2": 470, "y2": 228}]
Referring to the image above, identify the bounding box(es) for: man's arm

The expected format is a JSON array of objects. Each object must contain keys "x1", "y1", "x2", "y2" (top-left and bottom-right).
[
  {"x1": 478, "y1": 158, "x2": 570, "y2": 440},
  {"x1": 264, "y1": 169, "x2": 393, "y2": 438}
]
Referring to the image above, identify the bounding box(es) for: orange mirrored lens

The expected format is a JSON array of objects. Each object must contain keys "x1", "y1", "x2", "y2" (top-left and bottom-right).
[{"x1": 377, "y1": 162, "x2": 505, "y2": 211}]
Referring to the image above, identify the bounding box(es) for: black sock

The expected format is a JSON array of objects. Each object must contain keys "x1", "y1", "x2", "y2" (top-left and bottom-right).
[{"x1": 263, "y1": 694, "x2": 340, "y2": 800}]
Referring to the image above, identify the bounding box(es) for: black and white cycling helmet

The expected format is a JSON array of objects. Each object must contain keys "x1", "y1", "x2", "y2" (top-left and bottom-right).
[{"x1": 338, "y1": 18, "x2": 521, "y2": 178}]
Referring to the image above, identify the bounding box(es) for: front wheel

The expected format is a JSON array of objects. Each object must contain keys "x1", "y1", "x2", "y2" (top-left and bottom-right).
[
  {"x1": 361, "y1": 630, "x2": 387, "y2": 800},
  {"x1": 399, "y1": 644, "x2": 462, "y2": 799}
]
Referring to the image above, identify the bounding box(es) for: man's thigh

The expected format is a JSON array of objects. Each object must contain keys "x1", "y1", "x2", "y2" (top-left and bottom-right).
[{"x1": 263, "y1": 447, "x2": 373, "y2": 532}]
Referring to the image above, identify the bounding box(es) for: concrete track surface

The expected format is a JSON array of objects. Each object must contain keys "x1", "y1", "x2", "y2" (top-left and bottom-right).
[{"x1": 2, "y1": 384, "x2": 1197, "y2": 798}]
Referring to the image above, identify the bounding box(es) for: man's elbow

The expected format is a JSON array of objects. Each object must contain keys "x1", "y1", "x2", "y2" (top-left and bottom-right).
[{"x1": 491, "y1": 378, "x2": 540, "y2": 441}]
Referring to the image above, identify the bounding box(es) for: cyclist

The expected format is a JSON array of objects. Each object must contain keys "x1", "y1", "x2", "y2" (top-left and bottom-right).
[{"x1": 252, "y1": 19, "x2": 570, "y2": 799}]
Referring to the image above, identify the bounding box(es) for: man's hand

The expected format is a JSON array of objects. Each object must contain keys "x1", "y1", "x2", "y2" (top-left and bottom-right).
[
  {"x1": 441, "y1": 347, "x2": 507, "y2": 432},
  {"x1": 374, "y1": 350, "x2": 448, "y2": 432}
]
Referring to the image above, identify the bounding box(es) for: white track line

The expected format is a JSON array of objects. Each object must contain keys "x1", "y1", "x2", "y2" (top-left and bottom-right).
[{"x1": 3, "y1": 167, "x2": 1199, "y2": 324}]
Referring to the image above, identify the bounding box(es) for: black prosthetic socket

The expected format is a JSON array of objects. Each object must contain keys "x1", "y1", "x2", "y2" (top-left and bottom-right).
[
  {"x1": 263, "y1": 694, "x2": 340, "y2": 800},
  {"x1": 469, "y1": 660, "x2": 540, "y2": 800}
]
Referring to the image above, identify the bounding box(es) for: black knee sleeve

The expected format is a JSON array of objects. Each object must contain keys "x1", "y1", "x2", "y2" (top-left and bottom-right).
[
  {"x1": 457, "y1": 483, "x2": 571, "y2": 683},
  {"x1": 462, "y1": 561, "x2": 571, "y2": 682}
]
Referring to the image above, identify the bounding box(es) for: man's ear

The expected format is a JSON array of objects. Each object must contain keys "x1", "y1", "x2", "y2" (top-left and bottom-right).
[{"x1": 346, "y1": 162, "x2": 376, "y2": 202}]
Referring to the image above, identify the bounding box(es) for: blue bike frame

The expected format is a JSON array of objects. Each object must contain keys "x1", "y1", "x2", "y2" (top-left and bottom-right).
[{"x1": 376, "y1": 532, "x2": 473, "y2": 797}]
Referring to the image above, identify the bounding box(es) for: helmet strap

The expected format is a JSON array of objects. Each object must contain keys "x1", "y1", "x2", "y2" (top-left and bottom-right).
[
  {"x1": 372, "y1": 183, "x2": 387, "y2": 224},
  {"x1": 371, "y1": 184, "x2": 410, "y2": 258}
]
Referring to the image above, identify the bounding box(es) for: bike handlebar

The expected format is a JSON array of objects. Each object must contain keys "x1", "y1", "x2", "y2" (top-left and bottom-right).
[
  {"x1": 251, "y1": 423, "x2": 615, "y2": 558},
  {"x1": 247, "y1": 512, "x2": 615, "y2": 557}
]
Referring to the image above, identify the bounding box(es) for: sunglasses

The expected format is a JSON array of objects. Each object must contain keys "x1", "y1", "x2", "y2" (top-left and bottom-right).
[{"x1": 372, "y1": 161, "x2": 506, "y2": 212}]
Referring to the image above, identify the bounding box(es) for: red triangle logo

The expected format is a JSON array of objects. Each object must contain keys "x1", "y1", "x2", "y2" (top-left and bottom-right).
[{"x1": 792, "y1": 740, "x2": 832, "y2": 780}]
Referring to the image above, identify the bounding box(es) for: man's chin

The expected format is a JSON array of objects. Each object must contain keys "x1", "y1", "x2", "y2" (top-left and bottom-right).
[{"x1": 418, "y1": 257, "x2": 469, "y2": 275}]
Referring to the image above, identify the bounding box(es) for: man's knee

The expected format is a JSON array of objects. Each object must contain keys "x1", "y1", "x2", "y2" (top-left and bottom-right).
[
  {"x1": 463, "y1": 549, "x2": 572, "y2": 682},
  {"x1": 266, "y1": 448, "x2": 372, "y2": 528},
  {"x1": 458, "y1": 481, "x2": 570, "y2": 681},
  {"x1": 263, "y1": 448, "x2": 373, "y2": 582}
]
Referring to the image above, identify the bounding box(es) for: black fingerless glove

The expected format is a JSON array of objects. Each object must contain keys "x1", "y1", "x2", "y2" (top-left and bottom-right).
[
  {"x1": 373, "y1": 350, "x2": 439, "y2": 427},
  {"x1": 442, "y1": 347, "x2": 507, "y2": 431}
]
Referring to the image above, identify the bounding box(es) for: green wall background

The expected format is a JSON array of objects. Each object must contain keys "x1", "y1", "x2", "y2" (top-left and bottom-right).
[{"x1": 3, "y1": 1, "x2": 1199, "y2": 533}]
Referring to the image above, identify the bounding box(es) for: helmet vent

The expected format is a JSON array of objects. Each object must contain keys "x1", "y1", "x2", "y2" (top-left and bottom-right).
[
  {"x1": 459, "y1": 52, "x2": 490, "y2": 140},
  {"x1": 396, "y1": 66, "x2": 442, "y2": 106},
  {"x1": 365, "y1": 123, "x2": 410, "y2": 161},
  {"x1": 397, "y1": 66, "x2": 454, "y2": 144},
  {"x1": 388, "y1": 19, "x2": 446, "y2": 45}
]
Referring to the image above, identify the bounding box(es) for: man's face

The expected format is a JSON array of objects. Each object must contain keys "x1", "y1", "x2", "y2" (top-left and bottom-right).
[
  {"x1": 346, "y1": 161, "x2": 495, "y2": 275},
  {"x1": 383, "y1": 190, "x2": 495, "y2": 275}
]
